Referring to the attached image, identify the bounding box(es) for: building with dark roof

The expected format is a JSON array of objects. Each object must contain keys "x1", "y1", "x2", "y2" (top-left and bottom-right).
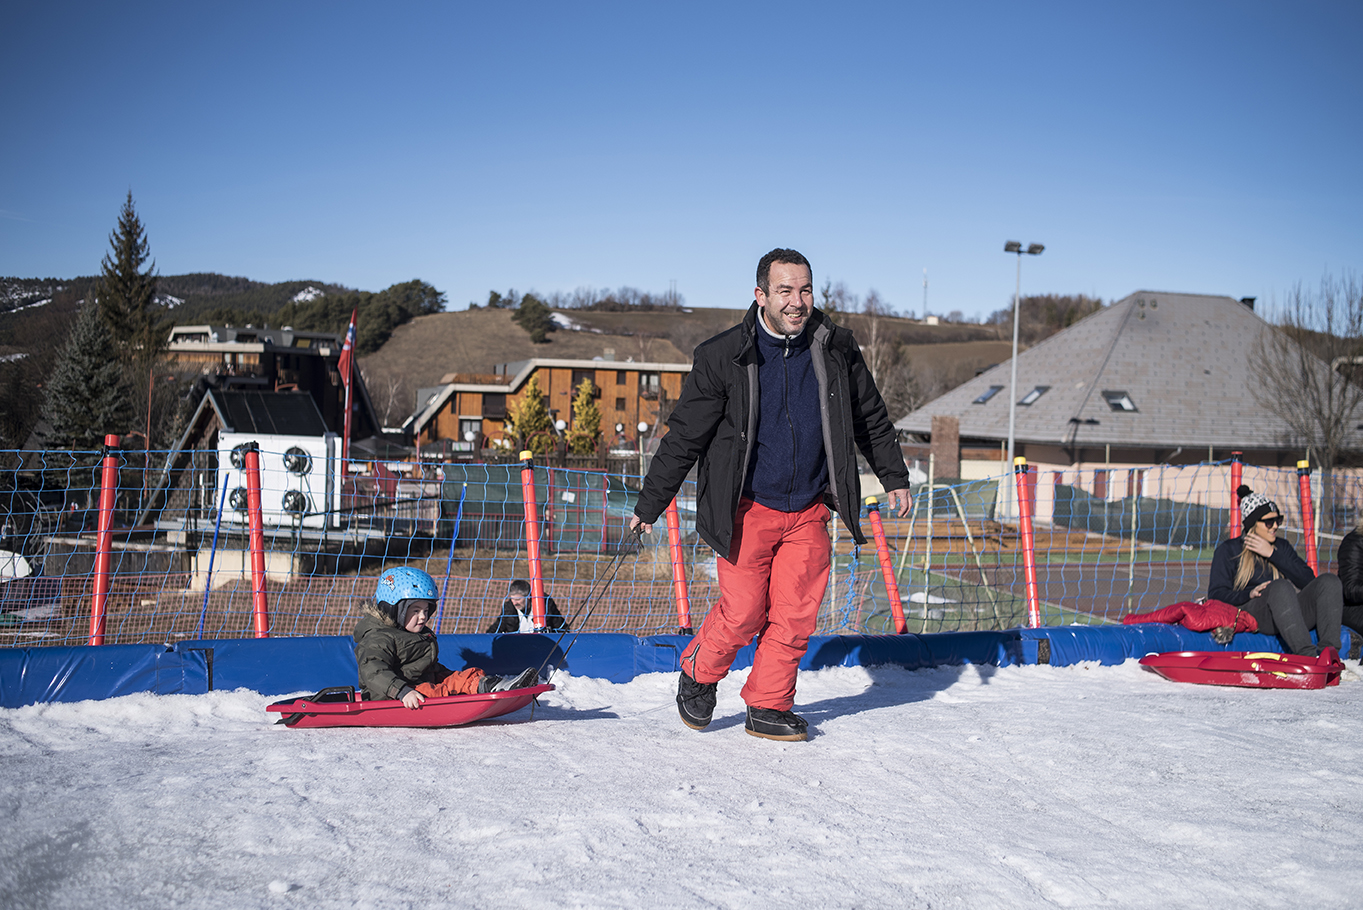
[
  {"x1": 896, "y1": 291, "x2": 1350, "y2": 472},
  {"x1": 895, "y1": 291, "x2": 1362, "y2": 524}
]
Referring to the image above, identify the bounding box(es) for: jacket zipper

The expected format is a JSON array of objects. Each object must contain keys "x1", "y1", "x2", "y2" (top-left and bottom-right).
[{"x1": 783, "y1": 334, "x2": 797, "y2": 509}]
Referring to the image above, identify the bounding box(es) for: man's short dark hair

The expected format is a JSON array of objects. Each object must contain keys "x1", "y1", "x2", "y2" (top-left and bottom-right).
[{"x1": 756, "y1": 248, "x2": 812, "y2": 295}]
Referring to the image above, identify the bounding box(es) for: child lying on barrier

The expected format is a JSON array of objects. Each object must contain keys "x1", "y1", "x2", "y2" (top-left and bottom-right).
[{"x1": 355, "y1": 567, "x2": 538, "y2": 709}]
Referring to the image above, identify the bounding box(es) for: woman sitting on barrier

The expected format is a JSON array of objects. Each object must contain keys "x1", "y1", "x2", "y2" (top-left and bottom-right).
[
  {"x1": 1207, "y1": 485, "x2": 1343, "y2": 656},
  {"x1": 1331, "y1": 522, "x2": 1363, "y2": 637}
]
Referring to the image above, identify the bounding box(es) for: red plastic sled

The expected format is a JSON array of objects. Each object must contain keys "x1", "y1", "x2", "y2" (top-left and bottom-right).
[
  {"x1": 1139, "y1": 648, "x2": 1343, "y2": 690},
  {"x1": 267, "y1": 684, "x2": 555, "y2": 728}
]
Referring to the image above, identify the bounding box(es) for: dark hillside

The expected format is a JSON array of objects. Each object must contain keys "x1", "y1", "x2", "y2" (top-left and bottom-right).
[
  {"x1": 155, "y1": 274, "x2": 355, "y2": 325},
  {"x1": 0, "y1": 279, "x2": 98, "y2": 446}
]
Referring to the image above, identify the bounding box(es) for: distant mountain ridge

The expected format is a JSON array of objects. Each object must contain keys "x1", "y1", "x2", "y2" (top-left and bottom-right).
[{"x1": 0, "y1": 273, "x2": 354, "y2": 323}]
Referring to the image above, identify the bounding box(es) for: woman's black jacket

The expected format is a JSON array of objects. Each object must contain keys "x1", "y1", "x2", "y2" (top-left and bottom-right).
[
  {"x1": 1337, "y1": 530, "x2": 1363, "y2": 605},
  {"x1": 1207, "y1": 535, "x2": 1316, "y2": 605}
]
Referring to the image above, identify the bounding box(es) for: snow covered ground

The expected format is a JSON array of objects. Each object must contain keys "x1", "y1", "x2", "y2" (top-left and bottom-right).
[{"x1": 2, "y1": 661, "x2": 1361, "y2": 909}]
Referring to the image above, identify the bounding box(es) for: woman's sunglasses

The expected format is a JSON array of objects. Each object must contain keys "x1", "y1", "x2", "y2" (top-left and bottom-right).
[{"x1": 1261, "y1": 516, "x2": 1283, "y2": 528}]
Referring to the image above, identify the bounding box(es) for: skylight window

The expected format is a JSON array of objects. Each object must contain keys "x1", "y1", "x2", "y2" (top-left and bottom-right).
[
  {"x1": 1018, "y1": 386, "x2": 1050, "y2": 406},
  {"x1": 973, "y1": 385, "x2": 1004, "y2": 405},
  {"x1": 1102, "y1": 390, "x2": 1137, "y2": 412}
]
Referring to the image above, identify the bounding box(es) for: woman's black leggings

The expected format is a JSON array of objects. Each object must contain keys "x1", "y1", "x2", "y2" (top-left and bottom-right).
[{"x1": 1242, "y1": 574, "x2": 1343, "y2": 656}]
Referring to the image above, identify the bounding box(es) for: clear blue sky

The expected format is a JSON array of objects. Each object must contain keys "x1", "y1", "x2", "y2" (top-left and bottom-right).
[{"x1": 2, "y1": 1, "x2": 1359, "y2": 320}]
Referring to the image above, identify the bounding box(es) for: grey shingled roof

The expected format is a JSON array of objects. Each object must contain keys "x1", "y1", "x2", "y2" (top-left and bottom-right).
[{"x1": 896, "y1": 291, "x2": 1309, "y2": 450}]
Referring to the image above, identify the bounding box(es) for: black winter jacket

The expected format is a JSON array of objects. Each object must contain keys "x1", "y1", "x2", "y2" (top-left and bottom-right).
[
  {"x1": 633, "y1": 304, "x2": 909, "y2": 559},
  {"x1": 1207, "y1": 535, "x2": 1316, "y2": 606},
  {"x1": 1337, "y1": 530, "x2": 1363, "y2": 605},
  {"x1": 353, "y1": 602, "x2": 444, "y2": 701},
  {"x1": 485, "y1": 596, "x2": 569, "y2": 634}
]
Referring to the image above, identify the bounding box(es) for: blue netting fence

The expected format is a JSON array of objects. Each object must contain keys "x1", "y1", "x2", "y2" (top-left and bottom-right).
[{"x1": 0, "y1": 447, "x2": 1356, "y2": 647}]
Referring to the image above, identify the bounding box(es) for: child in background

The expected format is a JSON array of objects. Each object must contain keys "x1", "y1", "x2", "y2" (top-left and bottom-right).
[{"x1": 355, "y1": 567, "x2": 538, "y2": 709}]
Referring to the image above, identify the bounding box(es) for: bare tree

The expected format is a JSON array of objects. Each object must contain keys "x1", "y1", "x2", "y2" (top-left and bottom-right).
[
  {"x1": 1252, "y1": 273, "x2": 1363, "y2": 519},
  {"x1": 857, "y1": 289, "x2": 900, "y2": 386},
  {"x1": 876, "y1": 351, "x2": 925, "y2": 421},
  {"x1": 363, "y1": 369, "x2": 412, "y2": 428},
  {"x1": 819, "y1": 280, "x2": 857, "y2": 318}
]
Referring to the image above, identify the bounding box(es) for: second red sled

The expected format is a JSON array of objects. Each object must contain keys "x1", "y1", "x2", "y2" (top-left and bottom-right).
[
  {"x1": 267, "y1": 684, "x2": 555, "y2": 728},
  {"x1": 1138, "y1": 648, "x2": 1343, "y2": 690}
]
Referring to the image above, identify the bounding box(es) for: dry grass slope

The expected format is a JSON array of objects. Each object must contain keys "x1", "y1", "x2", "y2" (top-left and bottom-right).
[{"x1": 359, "y1": 309, "x2": 691, "y2": 394}]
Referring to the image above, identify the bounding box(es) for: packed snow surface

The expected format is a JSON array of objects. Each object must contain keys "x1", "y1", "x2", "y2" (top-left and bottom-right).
[{"x1": 2, "y1": 662, "x2": 1362, "y2": 909}]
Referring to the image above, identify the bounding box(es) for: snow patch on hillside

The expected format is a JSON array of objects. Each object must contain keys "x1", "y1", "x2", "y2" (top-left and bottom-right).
[{"x1": 292, "y1": 286, "x2": 325, "y2": 303}]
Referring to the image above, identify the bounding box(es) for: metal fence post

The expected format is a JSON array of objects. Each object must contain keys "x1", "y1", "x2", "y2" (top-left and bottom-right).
[
  {"x1": 242, "y1": 442, "x2": 270, "y2": 638},
  {"x1": 87, "y1": 434, "x2": 120, "y2": 646},
  {"x1": 866, "y1": 497, "x2": 906, "y2": 633},
  {"x1": 1014, "y1": 458, "x2": 1042, "y2": 628}
]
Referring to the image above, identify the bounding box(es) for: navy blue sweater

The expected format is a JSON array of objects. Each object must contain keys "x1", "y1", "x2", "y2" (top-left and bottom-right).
[{"x1": 742, "y1": 321, "x2": 829, "y2": 512}]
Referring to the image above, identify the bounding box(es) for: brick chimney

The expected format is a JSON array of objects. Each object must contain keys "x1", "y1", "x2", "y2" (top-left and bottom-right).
[{"x1": 930, "y1": 415, "x2": 960, "y2": 479}]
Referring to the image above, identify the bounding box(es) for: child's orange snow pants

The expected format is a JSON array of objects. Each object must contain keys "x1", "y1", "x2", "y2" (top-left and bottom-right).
[
  {"x1": 680, "y1": 498, "x2": 831, "y2": 711},
  {"x1": 415, "y1": 665, "x2": 485, "y2": 697}
]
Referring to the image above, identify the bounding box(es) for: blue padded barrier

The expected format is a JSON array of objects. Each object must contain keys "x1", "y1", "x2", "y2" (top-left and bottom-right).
[
  {"x1": 179, "y1": 637, "x2": 358, "y2": 695},
  {"x1": 1025, "y1": 625, "x2": 1354, "y2": 666},
  {"x1": 0, "y1": 644, "x2": 209, "y2": 707},
  {"x1": 0, "y1": 626, "x2": 1354, "y2": 707}
]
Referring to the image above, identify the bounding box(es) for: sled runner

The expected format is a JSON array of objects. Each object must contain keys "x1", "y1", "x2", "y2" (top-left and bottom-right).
[
  {"x1": 267, "y1": 683, "x2": 554, "y2": 728},
  {"x1": 1138, "y1": 648, "x2": 1343, "y2": 690}
]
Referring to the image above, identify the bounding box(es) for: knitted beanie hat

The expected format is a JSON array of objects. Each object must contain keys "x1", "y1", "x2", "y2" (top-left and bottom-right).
[{"x1": 1237, "y1": 485, "x2": 1279, "y2": 531}]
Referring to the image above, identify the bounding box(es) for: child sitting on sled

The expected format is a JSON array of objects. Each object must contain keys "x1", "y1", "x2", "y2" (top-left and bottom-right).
[{"x1": 355, "y1": 567, "x2": 539, "y2": 709}]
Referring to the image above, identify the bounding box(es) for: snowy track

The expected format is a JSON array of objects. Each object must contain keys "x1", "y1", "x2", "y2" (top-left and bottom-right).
[{"x1": 2, "y1": 662, "x2": 1361, "y2": 909}]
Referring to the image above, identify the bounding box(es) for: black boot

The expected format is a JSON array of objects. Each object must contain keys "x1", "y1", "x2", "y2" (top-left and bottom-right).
[
  {"x1": 676, "y1": 670, "x2": 717, "y2": 730},
  {"x1": 745, "y1": 706, "x2": 808, "y2": 741},
  {"x1": 479, "y1": 667, "x2": 538, "y2": 693}
]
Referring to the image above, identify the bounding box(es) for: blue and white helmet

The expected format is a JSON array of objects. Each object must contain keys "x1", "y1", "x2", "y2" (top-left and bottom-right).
[{"x1": 374, "y1": 567, "x2": 439, "y2": 625}]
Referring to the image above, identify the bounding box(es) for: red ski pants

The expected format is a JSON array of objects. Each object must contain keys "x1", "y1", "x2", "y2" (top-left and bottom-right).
[
  {"x1": 680, "y1": 498, "x2": 831, "y2": 711},
  {"x1": 415, "y1": 665, "x2": 485, "y2": 697}
]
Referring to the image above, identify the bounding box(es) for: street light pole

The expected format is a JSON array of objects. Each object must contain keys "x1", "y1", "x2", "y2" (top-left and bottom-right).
[{"x1": 1003, "y1": 241, "x2": 1044, "y2": 515}]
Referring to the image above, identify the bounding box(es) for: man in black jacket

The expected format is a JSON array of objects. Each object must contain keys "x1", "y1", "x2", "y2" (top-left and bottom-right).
[{"x1": 630, "y1": 248, "x2": 910, "y2": 741}]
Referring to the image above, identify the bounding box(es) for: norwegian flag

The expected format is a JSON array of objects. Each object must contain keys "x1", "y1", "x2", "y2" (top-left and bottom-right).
[{"x1": 337, "y1": 308, "x2": 357, "y2": 387}]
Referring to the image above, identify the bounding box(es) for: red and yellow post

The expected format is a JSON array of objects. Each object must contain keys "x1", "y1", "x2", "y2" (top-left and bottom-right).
[
  {"x1": 865, "y1": 496, "x2": 906, "y2": 634},
  {"x1": 242, "y1": 442, "x2": 270, "y2": 638},
  {"x1": 1297, "y1": 460, "x2": 1318, "y2": 574},
  {"x1": 664, "y1": 498, "x2": 693, "y2": 634},
  {"x1": 1014, "y1": 458, "x2": 1042, "y2": 628},
  {"x1": 519, "y1": 451, "x2": 547, "y2": 630},
  {"x1": 88, "y1": 434, "x2": 121, "y2": 646}
]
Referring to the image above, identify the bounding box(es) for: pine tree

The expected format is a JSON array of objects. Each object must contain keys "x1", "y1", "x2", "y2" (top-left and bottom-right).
[
  {"x1": 512, "y1": 293, "x2": 556, "y2": 343},
  {"x1": 41, "y1": 298, "x2": 134, "y2": 450},
  {"x1": 505, "y1": 373, "x2": 554, "y2": 454},
  {"x1": 567, "y1": 378, "x2": 601, "y2": 455},
  {"x1": 99, "y1": 192, "x2": 169, "y2": 368}
]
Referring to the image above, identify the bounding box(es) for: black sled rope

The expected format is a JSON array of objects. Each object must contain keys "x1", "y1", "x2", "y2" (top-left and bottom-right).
[{"x1": 535, "y1": 525, "x2": 645, "y2": 685}]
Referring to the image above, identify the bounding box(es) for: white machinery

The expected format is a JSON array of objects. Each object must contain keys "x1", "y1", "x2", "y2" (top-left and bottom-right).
[{"x1": 216, "y1": 432, "x2": 341, "y2": 529}]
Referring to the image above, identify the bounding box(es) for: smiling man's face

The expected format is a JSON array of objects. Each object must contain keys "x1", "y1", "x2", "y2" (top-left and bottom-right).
[{"x1": 756, "y1": 261, "x2": 814, "y2": 336}]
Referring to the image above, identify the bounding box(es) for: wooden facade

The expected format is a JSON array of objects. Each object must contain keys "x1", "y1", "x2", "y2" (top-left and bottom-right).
[{"x1": 410, "y1": 359, "x2": 691, "y2": 450}]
